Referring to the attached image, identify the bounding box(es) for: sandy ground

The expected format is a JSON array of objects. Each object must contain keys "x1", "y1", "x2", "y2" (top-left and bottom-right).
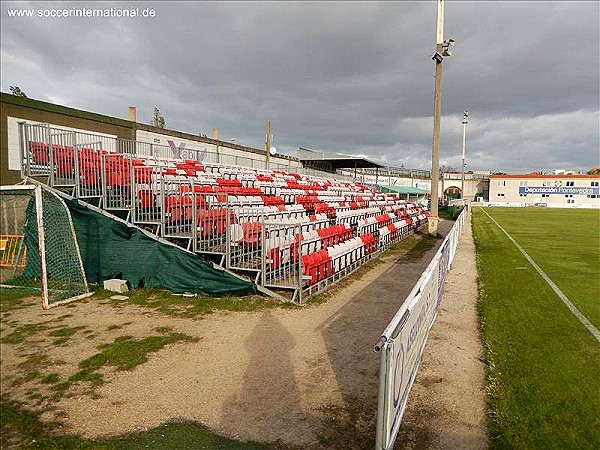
[
  {"x1": 395, "y1": 212, "x2": 488, "y2": 449},
  {"x1": 0, "y1": 216, "x2": 486, "y2": 449}
]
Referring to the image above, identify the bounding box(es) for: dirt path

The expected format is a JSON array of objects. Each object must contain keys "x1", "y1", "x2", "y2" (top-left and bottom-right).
[
  {"x1": 395, "y1": 212, "x2": 488, "y2": 449},
  {"x1": 1, "y1": 217, "x2": 486, "y2": 448}
]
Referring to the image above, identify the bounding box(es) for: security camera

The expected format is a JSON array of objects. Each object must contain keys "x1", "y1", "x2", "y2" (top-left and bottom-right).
[
  {"x1": 446, "y1": 38, "x2": 455, "y2": 46},
  {"x1": 442, "y1": 49, "x2": 452, "y2": 57},
  {"x1": 432, "y1": 52, "x2": 444, "y2": 62}
]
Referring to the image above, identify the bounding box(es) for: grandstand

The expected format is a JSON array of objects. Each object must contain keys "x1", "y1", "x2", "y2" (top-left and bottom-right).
[{"x1": 14, "y1": 122, "x2": 429, "y2": 302}]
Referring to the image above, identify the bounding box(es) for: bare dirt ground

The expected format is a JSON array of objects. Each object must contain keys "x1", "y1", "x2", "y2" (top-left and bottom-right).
[
  {"x1": 395, "y1": 213, "x2": 488, "y2": 449},
  {"x1": 0, "y1": 216, "x2": 486, "y2": 449}
]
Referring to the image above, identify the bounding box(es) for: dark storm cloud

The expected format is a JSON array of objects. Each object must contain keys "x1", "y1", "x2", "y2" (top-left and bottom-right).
[{"x1": 1, "y1": 1, "x2": 598, "y2": 173}]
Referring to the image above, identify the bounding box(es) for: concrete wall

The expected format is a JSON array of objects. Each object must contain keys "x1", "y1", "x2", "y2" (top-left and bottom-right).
[
  {"x1": 1, "y1": 93, "x2": 135, "y2": 185},
  {"x1": 135, "y1": 124, "x2": 302, "y2": 171}
]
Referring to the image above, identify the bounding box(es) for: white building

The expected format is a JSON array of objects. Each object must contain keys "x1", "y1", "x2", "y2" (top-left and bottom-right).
[{"x1": 488, "y1": 173, "x2": 600, "y2": 208}]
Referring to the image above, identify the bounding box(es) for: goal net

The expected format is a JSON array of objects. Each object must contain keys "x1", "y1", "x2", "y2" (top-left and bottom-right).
[{"x1": 0, "y1": 185, "x2": 90, "y2": 308}]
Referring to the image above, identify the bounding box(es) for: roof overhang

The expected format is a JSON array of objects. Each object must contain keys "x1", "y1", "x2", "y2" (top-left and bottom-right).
[
  {"x1": 380, "y1": 185, "x2": 428, "y2": 195},
  {"x1": 298, "y1": 147, "x2": 385, "y2": 172}
]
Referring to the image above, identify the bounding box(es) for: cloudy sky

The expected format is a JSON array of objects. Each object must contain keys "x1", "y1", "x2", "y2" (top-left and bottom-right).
[{"x1": 1, "y1": 1, "x2": 598, "y2": 173}]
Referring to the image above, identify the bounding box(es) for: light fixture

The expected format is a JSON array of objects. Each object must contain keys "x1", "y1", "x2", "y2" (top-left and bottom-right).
[{"x1": 441, "y1": 38, "x2": 455, "y2": 57}]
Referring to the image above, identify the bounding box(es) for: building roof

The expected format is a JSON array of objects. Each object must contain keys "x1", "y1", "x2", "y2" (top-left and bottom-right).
[
  {"x1": 380, "y1": 185, "x2": 428, "y2": 195},
  {"x1": 489, "y1": 173, "x2": 599, "y2": 179},
  {"x1": 298, "y1": 147, "x2": 385, "y2": 172}
]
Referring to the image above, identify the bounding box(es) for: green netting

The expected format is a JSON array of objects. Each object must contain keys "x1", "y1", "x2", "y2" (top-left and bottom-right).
[
  {"x1": 58, "y1": 199, "x2": 256, "y2": 296},
  {"x1": 22, "y1": 193, "x2": 89, "y2": 302}
]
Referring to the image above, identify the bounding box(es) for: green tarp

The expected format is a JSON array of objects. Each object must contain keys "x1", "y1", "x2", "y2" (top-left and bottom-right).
[{"x1": 25, "y1": 197, "x2": 257, "y2": 297}]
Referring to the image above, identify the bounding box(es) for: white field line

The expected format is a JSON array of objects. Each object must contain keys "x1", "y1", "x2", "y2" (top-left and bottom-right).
[{"x1": 479, "y1": 207, "x2": 600, "y2": 344}]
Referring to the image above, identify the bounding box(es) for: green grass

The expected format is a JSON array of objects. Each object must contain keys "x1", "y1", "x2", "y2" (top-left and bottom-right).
[
  {"x1": 49, "y1": 327, "x2": 80, "y2": 337},
  {"x1": 94, "y1": 288, "x2": 281, "y2": 318},
  {"x1": 40, "y1": 373, "x2": 59, "y2": 384},
  {"x1": 69, "y1": 329, "x2": 198, "y2": 385},
  {"x1": 0, "y1": 287, "x2": 38, "y2": 312},
  {"x1": 2, "y1": 322, "x2": 51, "y2": 344},
  {"x1": 0, "y1": 399, "x2": 276, "y2": 450},
  {"x1": 472, "y1": 207, "x2": 600, "y2": 449},
  {"x1": 477, "y1": 207, "x2": 599, "y2": 328}
]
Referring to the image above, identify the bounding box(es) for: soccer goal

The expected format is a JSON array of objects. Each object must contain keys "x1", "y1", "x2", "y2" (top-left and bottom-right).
[{"x1": 0, "y1": 184, "x2": 90, "y2": 309}]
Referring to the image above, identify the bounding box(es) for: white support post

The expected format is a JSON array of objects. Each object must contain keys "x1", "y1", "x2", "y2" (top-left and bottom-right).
[{"x1": 34, "y1": 186, "x2": 50, "y2": 309}]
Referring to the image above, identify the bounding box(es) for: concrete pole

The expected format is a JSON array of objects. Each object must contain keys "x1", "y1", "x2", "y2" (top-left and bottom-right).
[
  {"x1": 461, "y1": 113, "x2": 467, "y2": 199},
  {"x1": 265, "y1": 120, "x2": 271, "y2": 170},
  {"x1": 212, "y1": 128, "x2": 220, "y2": 164},
  {"x1": 430, "y1": 55, "x2": 443, "y2": 232},
  {"x1": 429, "y1": 0, "x2": 445, "y2": 235}
]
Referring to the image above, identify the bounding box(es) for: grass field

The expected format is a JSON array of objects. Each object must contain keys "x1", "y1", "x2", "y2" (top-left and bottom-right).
[{"x1": 472, "y1": 207, "x2": 600, "y2": 449}]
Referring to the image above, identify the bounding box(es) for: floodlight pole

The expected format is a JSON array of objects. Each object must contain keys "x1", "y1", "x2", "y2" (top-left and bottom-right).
[
  {"x1": 429, "y1": 0, "x2": 454, "y2": 233},
  {"x1": 461, "y1": 110, "x2": 468, "y2": 199},
  {"x1": 265, "y1": 120, "x2": 271, "y2": 170},
  {"x1": 429, "y1": 0, "x2": 445, "y2": 235}
]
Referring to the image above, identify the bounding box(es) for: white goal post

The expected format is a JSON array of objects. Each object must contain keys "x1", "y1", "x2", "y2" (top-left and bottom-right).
[{"x1": 0, "y1": 184, "x2": 91, "y2": 309}]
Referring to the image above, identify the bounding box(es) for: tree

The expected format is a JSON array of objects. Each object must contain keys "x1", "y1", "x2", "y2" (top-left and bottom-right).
[
  {"x1": 150, "y1": 108, "x2": 165, "y2": 128},
  {"x1": 440, "y1": 165, "x2": 458, "y2": 173},
  {"x1": 587, "y1": 168, "x2": 600, "y2": 175},
  {"x1": 9, "y1": 85, "x2": 27, "y2": 97}
]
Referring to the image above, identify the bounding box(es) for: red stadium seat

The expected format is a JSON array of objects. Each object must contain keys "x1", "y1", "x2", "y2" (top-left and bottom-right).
[
  {"x1": 30, "y1": 142, "x2": 49, "y2": 164},
  {"x1": 242, "y1": 222, "x2": 262, "y2": 248}
]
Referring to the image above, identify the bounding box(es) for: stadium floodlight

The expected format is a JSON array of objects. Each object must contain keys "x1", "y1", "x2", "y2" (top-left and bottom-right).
[
  {"x1": 461, "y1": 110, "x2": 469, "y2": 199},
  {"x1": 442, "y1": 38, "x2": 454, "y2": 56},
  {"x1": 430, "y1": 0, "x2": 456, "y2": 234}
]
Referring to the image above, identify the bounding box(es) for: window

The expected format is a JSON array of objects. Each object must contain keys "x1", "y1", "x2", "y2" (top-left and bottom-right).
[
  {"x1": 587, "y1": 194, "x2": 598, "y2": 198},
  {"x1": 592, "y1": 181, "x2": 599, "y2": 187},
  {"x1": 567, "y1": 199, "x2": 575, "y2": 204},
  {"x1": 519, "y1": 193, "x2": 527, "y2": 197},
  {"x1": 497, "y1": 193, "x2": 505, "y2": 197},
  {"x1": 519, "y1": 180, "x2": 528, "y2": 187},
  {"x1": 497, "y1": 180, "x2": 506, "y2": 187},
  {"x1": 541, "y1": 194, "x2": 550, "y2": 198},
  {"x1": 566, "y1": 181, "x2": 575, "y2": 187},
  {"x1": 542, "y1": 181, "x2": 551, "y2": 187},
  {"x1": 565, "y1": 194, "x2": 573, "y2": 198}
]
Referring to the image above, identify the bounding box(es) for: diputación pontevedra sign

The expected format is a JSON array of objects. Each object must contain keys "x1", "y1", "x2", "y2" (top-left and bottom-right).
[{"x1": 518, "y1": 186, "x2": 599, "y2": 196}]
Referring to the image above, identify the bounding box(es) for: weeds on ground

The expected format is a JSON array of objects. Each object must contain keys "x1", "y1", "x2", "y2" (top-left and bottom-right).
[
  {"x1": 0, "y1": 398, "x2": 277, "y2": 450},
  {"x1": 316, "y1": 398, "x2": 376, "y2": 449},
  {"x1": 69, "y1": 328, "x2": 198, "y2": 386},
  {"x1": 0, "y1": 288, "x2": 38, "y2": 312},
  {"x1": 95, "y1": 288, "x2": 280, "y2": 318},
  {"x1": 2, "y1": 323, "x2": 51, "y2": 345}
]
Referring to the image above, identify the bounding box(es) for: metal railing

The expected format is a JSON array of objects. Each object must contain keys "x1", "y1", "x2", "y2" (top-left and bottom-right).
[
  {"x1": 374, "y1": 207, "x2": 467, "y2": 449},
  {"x1": 19, "y1": 121, "x2": 434, "y2": 302}
]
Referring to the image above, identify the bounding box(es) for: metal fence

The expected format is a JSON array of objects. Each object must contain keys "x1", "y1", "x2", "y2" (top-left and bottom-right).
[
  {"x1": 374, "y1": 207, "x2": 467, "y2": 450},
  {"x1": 18, "y1": 121, "x2": 435, "y2": 303},
  {"x1": 261, "y1": 221, "x2": 304, "y2": 301}
]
